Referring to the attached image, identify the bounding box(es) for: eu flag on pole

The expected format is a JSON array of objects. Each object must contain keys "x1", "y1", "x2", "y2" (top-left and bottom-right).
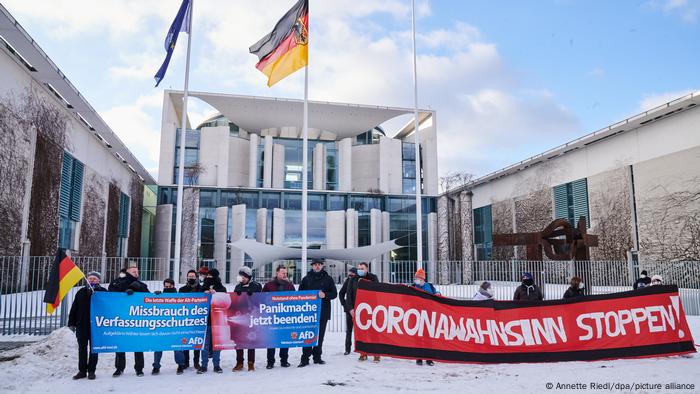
[{"x1": 154, "y1": 0, "x2": 192, "y2": 87}]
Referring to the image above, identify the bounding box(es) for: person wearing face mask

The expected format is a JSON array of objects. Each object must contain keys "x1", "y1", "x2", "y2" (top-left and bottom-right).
[
  {"x1": 232, "y1": 266, "x2": 263, "y2": 372},
  {"x1": 411, "y1": 268, "x2": 439, "y2": 366},
  {"x1": 68, "y1": 271, "x2": 106, "y2": 380},
  {"x1": 198, "y1": 266, "x2": 210, "y2": 285},
  {"x1": 338, "y1": 267, "x2": 357, "y2": 355},
  {"x1": 198, "y1": 269, "x2": 226, "y2": 374},
  {"x1": 473, "y1": 281, "x2": 494, "y2": 300},
  {"x1": 634, "y1": 270, "x2": 652, "y2": 290},
  {"x1": 513, "y1": 272, "x2": 543, "y2": 301},
  {"x1": 179, "y1": 270, "x2": 203, "y2": 370},
  {"x1": 152, "y1": 279, "x2": 186, "y2": 375},
  {"x1": 298, "y1": 259, "x2": 337, "y2": 367},
  {"x1": 650, "y1": 274, "x2": 664, "y2": 286},
  {"x1": 109, "y1": 265, "x2": 149, "y2": 377},
  {"x1": 344, "y1": 262, "x2": 380, "y2": 362},
  {"x1": 563, "y1": 276, "x2": 585, "y2": 299},
  {"x1": 263, "y1": 265, "x2": 296, "y2": 369}
]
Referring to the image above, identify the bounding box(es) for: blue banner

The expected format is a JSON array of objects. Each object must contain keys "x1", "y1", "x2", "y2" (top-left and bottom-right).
[
  {"x1": 211, "y1": 291, "x2": 321, "y2": 350},
  {"x1": 90, "y1": 292, "x2": 209, "y2": 353}
]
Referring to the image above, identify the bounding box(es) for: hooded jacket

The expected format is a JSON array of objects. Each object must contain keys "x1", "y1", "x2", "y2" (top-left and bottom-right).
[{"x1": 513, "y1": 280, "x2": 543, "y2": 301}]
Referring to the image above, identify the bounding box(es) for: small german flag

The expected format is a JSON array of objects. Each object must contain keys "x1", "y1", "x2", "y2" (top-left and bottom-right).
[
  {"x1": 43, "y1": 248, "x2": 84, "y2": 314},
  {"x1": 249, "y1": 0, "x2": 308, "y2": 87}
]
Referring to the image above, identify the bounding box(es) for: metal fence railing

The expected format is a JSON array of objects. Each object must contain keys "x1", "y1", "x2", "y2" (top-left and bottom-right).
[{"x1": 1, "y1": 257, "x2": 699, "y2": 335}]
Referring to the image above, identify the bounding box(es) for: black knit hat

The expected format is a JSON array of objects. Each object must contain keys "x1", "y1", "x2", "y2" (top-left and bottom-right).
[{"x1": 209, "y1": 268, "x2": 220, "y2": 279}]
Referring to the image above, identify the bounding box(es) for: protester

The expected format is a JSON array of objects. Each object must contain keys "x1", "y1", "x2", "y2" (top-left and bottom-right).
[
  {"x1": 152, "y1": 278, "x2": 186, "y2": 375},
  {"x1": 198, "y1": 266, "x2": 209, "y2": 285},
  {"x1": 411, "y1": 268, "x2": 438, "y2": 366},
  {"x1": 513, "y1": 272, "x2": 543, "y2": 301},
  {"x1": 338, "y1": 267, "x2": 357, "y2": 355},
  {"x1": 298, "y1": 259, "x2": 337, "y2": 367},
  {"x1": 263, "y1": 265, "x2": 296, "y2": 369},
  {"x1": 651, "y1": 274, "x2": 664, "y2": 286},
  {"x1": 109, "y1": 265, "x2": 149, "y2": 377},
  {"x1": 68, "y1": 271, "x2": 106, "y2": 380},
  {"x1": 563, "y1": 276, "x2": 585, "y2": 299},
  {"x1": 198, "y1": 269, "x2": 226, "y2": 374},
  {"x1": 472, "y1": 281, "x2": 493, "y2": 300},
  {"x1": 345, "y1": 262, "x2": 380, "y2": 362},
  {"x1": 179, "y1": 269, "x2": 203, "y2": 370},
  {"x1": 634, "y1": 270, "x2": 652, "y2": 290},
  {"x1": 233, "y1": 266, "x2": 263, "y2": 372}
]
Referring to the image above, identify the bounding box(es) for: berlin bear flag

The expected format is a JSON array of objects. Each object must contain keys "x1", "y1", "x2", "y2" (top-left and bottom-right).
[{"x1": 353, "y1": 281, "x2": 695, "y2": 363}]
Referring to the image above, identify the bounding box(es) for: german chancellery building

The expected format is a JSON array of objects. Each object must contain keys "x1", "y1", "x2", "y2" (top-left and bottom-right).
[{"x1": 154, "y1": 90, "x2": 439, "y2": 283}]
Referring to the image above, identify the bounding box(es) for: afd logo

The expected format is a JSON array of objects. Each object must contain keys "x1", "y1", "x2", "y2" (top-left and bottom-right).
[
  {"x1": 182, "y1": 337, "x2": 204, "y2": 347},
  {"x1": 299, "y1": 331, "x2": 317, "y2": 344}
]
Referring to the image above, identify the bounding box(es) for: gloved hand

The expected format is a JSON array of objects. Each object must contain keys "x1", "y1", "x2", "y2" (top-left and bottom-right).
[
  {"x1": 126, "y1": 289, "x2": 134, "y2": 295},
  {"x1": 68, "y1": 326, "x2": 76, "y2": 332},
  {"x1": 234, "y1": 290, "x2": 242, "y2": 296},
  {"x1": 154, "y1": 290, "x2": 162, "y2": 295}
]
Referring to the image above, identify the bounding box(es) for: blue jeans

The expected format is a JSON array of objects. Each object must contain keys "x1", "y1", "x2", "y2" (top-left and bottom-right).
[
  {"x1": 153, "y1": 351, "x2": 185, "y2": 369},
  {"x1": 200, "y1": 327, "x2": 220, "y2": 370}
]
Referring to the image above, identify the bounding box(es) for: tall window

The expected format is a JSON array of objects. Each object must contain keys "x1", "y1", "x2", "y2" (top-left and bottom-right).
[
  {"x1": 173, "y1": 128, "x2": 200, "y2": 185},
  {"x1": 117, "y1": 193, "x2": 130, "y2": 257},
  {"x1": 553, "y1": 178, "x2": 590, "y2": 227},
  {"x1": 326, "y1": 144, "x2": 337, "y2": 190},
  {"x1": 402, "y1": 142, "x2": 423, "y2": 194},
  {"x1": 473, "y1": 205, "x2": 492, "y2": 261},
  {"x1": 58, "y1": 152, "x2": 84, "y2": 250}
]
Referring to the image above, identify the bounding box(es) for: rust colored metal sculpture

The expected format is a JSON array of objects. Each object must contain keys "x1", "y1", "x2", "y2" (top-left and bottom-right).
[{"x1": 493, "y1": 216, "x2": 599, "y2": 297}]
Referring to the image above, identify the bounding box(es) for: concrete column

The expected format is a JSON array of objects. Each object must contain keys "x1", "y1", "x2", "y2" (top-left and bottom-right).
[
  {"x1": 263, "y1": 135, "x2": 273, "y2": 188},
  {"x1": 369, "y1": 208, "x2": 382, "y2": 272},
  {"x1": 214, "y1": 207, "x2": 228, "y2": 269},
  {"x1": 460, "y1": 191, "x2": 474, "y2": 284},
  {"x1": 248, "y1": 133, "x2": 259, "y2": 187},
  {"x1": 180, "y1": 188, "x2": 200, "y2": 281},
  {"x1": 325, "y1": 210, "x2": 345, "y2": 250},
  {"x1": 338, "y1": 138, "x2": 352, "y2": 191},
  {"x1": 381, "y1": 211, "x2": 391, "y2": 282},
  {"x1": 428, "y1": 212, "x2": 438, "y2": 283},
  {"x1": 256, "y1": 208, "x2": 268, "y2": 243},
  {"x1": 230, "y1": 204, "x2": 246, "y2": 275},
  {"x1": 272, "y1": 208, "x2": 285, "y2": 246},
  {"x1": 313, "y1": 143, "x2": 326, "y2": 190},
  {"x1": 154, "y1": 204, "x2": 173, "y2": 279},
  {"x1": 345, "y1": 209, "x2": 357, "y2": 248},
  {"x1": 272, "y1": 144, "x2": 285, "y2": 189}
]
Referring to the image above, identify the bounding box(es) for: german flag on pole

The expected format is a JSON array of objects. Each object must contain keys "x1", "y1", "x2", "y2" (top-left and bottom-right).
[
  {"x1": 249, "y1": 0, "x2": 308, "y2": 87},
  {"x1": 43, "y1": 248, "x2": 84, "y2": 314}
]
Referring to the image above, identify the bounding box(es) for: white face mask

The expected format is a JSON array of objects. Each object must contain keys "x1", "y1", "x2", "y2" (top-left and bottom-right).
[
  {"x1": 578, "y1": 282, "x2": 585, "y2": 290},
  {"x1": 414, "y1": 279, "x2": 424, "y2": 286},
  {"x1": 119, "y1": 272, "x2": 126, "y2": 278},
  {"x1": 199, "y1": 275, "x2": 205, "y2": 282},
  {"x1": 236, "y1": 275, "x2": 244, "y2": 284},
  {"x1": 640, "y1": 274, "x2": 647, "y2": 278}
]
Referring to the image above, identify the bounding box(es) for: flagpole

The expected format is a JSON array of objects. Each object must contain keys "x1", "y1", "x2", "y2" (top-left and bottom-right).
[
  {"x1": 174, "y1": 0, "x2": 193, "y2": 283},
  {"x1": 301, "y1": 65, "x2": 309, "y2": 276},
  {"x1": 411, "y1": 0, "x2": 423, "y2": 270}
]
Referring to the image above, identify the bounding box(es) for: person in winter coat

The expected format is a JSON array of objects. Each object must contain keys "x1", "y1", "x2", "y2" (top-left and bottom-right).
[
  {"x1": 473, "y1": 281, "x2": 493, "y2": 300},
  {"x1": 179, "y1": 269, "x2": 203, "y2": 370},
  {"x1": 152, "y1": 278, "x2": 186, "y2": 375},
  {"x1": 338, "y1": 267, "x2": 357, "y2": 355},
  {"x1": 513, "y1": 272, "x2": 543, "y2": 301},
  {"x1": 68, "y1": 271, "x2": 106, "y2": 380},
  {"x1": 108, "y1": 265, "x2": 149, "y2": 377},
  {"x1": 411, "y1": 268, "x2": 438, "y2": 366},
  {"x1": 198, "y1": 268, "x2": 227, "y2": 374},
  {"x1": 634, "y1": 270, "x2": 652, "y2": 289},
  {"x1": 563, "y1": 276, "x2": 585, "y2": 299},
  {"x1": 298, "y1": 259, "x2": 337, "y2": 367},
  {"x1": 345, "y1": 262, "x2": 380, "y2": 362},
  {"x1": 232, "y1": 266, "x2": 263, "y2": 372},
  {"x1": 263, "y1": 265, "x2": 296, "y2": 369}
]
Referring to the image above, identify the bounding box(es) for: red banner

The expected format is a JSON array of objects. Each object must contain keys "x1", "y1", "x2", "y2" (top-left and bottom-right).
[{"x1": 353, "y1": 282, "x2": 695, "y2": 363}]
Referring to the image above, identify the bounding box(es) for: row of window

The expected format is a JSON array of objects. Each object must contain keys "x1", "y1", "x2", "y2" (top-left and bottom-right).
[{"x1": 472, "y1": 178, "x2": 590, "y2": 260}]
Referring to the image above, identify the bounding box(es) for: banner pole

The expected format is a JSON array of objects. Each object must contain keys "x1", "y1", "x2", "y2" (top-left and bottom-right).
[
  {"x1": 411, "y1": 0, "x2": 423, "y2": 270},
  {"x1": 174, "y1": 0, "x2": 194, "y2": 284}
]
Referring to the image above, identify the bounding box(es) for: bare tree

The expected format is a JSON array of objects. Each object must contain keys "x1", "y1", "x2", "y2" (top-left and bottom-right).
[
  {"x1": 440, "y1": 171, "x2": 475, "y2": 193},
  {"x1": 184, "y1": 161, "x2": 206, "y2": 186}
]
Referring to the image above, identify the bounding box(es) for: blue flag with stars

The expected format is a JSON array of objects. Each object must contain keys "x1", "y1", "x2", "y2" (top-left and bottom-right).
[{"x1": 154, "y1": 0, "x2": 191, "y2": 87}]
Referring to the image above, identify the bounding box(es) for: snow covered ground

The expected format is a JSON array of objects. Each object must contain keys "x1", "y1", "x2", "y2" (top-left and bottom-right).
[{"x1": 1, "y1": 318, "x2": 699, "y2": 394}]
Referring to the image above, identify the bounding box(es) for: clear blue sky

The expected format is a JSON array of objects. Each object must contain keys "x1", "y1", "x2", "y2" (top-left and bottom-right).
[{"x1": 3, "y1": 0, "x2": 699, "y2": 180}]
